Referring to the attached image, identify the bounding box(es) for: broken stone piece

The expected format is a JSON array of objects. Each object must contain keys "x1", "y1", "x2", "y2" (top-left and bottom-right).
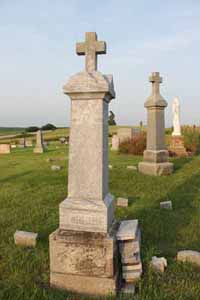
[
  {"x1": 14, "y1": 230, "x2": 38, "y2": 247},
  {"x1": 117, "y1": 220, "x2": 138, "y2": 241},
  {"x1": 51, "y1": 165, "x2": 62, "y2": 171},
  {"x1": 123, "y1": 269, "x2": 142, "y2": 283},
  {"x1": 177, "y1": 250, "x2": 200, "y2": 267},
  {"x1": 160, "y1": 200, "x2": 172, "y2": 210},
  {"x1": 150, "y1": 256, "x2": 167, "y2": 273},
  {"x1": 119, "y1": 239, "x2": 140, "y2": 257},
  {"x1": 127, "y1": 165, "x2": 137, "y2": 170},
  {"x1": 117, "y1": 197, "x2": 128, "y2": 207}
]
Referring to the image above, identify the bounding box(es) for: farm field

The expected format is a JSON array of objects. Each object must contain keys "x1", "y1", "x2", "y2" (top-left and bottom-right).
[{"x1": 0, "y1": 144, "x2": 200, "y2": 300}]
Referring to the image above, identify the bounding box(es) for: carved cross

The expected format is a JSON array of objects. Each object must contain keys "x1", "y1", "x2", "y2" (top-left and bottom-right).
[
  {"x1": 149, "y1": 72, "x2": 162, "y2": 94},
  {"x1": 76, "y1": 32, "x2": 106, "y2": 72}
]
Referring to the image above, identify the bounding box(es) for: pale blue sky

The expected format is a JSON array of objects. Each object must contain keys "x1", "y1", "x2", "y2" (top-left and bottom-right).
[{"x1": 0, "y1": 0, "x2": 200, "y2": 127}]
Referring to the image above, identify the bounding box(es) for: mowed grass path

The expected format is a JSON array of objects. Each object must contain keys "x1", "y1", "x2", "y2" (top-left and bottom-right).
[{"x1": 0, "y1": 145, "x2": 200, "y2": 300}]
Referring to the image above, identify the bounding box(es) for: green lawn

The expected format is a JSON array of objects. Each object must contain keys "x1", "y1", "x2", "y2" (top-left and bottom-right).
[{"x1": 0, "y1": 145, "x2": 200, "y2": 300}]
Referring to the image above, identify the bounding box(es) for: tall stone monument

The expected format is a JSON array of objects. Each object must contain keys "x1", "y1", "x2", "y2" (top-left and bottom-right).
[
  {"x1": 34, "y1": 130, "x2": 44, "y2": 153},
  {"x1": 49, "y1": 32, "x2": 118, "y2": 296},
  {"x1": 138, "y1": 72, "x2": 173, "y2": 176},
  {"x1": 170, "y1": 97, "x2": 187, "y2": 156}
]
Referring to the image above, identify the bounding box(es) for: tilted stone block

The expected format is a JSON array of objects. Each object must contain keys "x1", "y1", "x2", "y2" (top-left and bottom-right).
[{"x1": 177, "y1": 250, "x2": 200, "y2": 266}]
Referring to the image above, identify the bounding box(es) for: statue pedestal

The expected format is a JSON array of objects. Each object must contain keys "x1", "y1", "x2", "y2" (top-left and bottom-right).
[{"x1": 169, "y1": 135, "x2": 187, "y2": 157}]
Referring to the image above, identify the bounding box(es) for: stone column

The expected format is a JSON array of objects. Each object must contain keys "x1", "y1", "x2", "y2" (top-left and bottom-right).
[
  {"x1": 34, "y1": 130, "x2": 44, "y2": 153},
  {"x1": 138, "y1": 72, "x2": 173, "y2": 176},
  {"x1": 49, "y1": 32, "x2": 119, "y2": 296}
]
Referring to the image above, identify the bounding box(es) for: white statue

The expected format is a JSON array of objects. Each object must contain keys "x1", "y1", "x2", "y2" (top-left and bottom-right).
[{"x1": 172, "y1": 97, "x2": 181, "y2": 136}]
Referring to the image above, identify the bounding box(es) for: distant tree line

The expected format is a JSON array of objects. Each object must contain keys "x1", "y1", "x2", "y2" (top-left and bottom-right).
[{"x1": 26, "y1": 123, "x2": 57, "y2": 132}]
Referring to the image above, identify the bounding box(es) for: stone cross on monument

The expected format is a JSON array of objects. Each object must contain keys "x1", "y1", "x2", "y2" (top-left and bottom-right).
[
  {"x1": 138, "y1": 72, "x2": 173, "y2": 176},
  {"x1": 76, "y1": 32, "x2": 106, "y2": 72},
  {"x1": 49, "y1": 33, "x2": 118, "y2": 296},
  {"x1": 150, "y1": 72, "x2": 162, "y2": 95}
]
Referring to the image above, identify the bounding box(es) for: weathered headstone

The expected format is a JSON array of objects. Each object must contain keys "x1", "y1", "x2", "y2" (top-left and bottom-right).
[
  {"x1": 0, "y1": 144, "x2": 11, "y2": 154},
  {"x1": 49, "y1": 32, "x2": 118, "y2": 296},
  {"x1": 169, "y1": 97, "x2": 187, "y2": 157},
  {"x1": 34, "y1": 130, "x2": 44, "y2": 153},
  {"x1": 111, "y1": 134, "x2": 120, "y2": 150},
  {"x1": 25, "y1": 139, "x2": 33, "y2": 147},
  {"x1": 18, "y1": 137, "x2": 26, "y2": 148},
  {"x1": 138, "y1": 72, "x2": 173, "y2": 176}
]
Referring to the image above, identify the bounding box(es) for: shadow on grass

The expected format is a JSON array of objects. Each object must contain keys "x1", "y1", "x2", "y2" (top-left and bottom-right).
[
  {"x1": 171, "y1": 156, "x2": 193, "y2": 171},
  {"x1": 0, "y1": 171, "x2": 32, "y2": 184},
  {"x1": 126, "y1": 168, "x2": 200, "y2": 258}
]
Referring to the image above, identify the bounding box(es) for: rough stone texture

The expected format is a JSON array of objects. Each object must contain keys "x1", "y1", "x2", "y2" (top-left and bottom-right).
[
  {"x1": 50, "y1": 272, "x2": 117, "y2": 296},
  {"x1": 123, "y1": 269, "x2": 142, "y2": 282},
  {"x1": 49, "y1": 228, "x2": 118, "y2": 295},
  {"x1": 150, "y1": 256, "x2": 167, "y2": 273},
  {"x1": 117, "y1": 220, "x2": 138, "y2": 241},
  {"x1": 49, "y1": 32, "x2": 119, "y2": 296},
  {"x1": 111, "y1": 134, "x2": 120, "y2": 151},
  {"x1": 160, "y1": 200, "x2": 172, "y2": 210},
  {"x1": 14, "y1": 230, "x2": 38, "y2": 247},
  {"x1": 169, "y1": 136, "x2": 187, "y2": 157},
  {"x1": 139, "y1": 72, "x2": 173, "y2": 176},
  {"x1": 177, "y1": 250, "x2": 200, "y2": 266},
  {"x1": 34, "y1": 130, "x2": 44, "y2": 153},
  {"x1": 0, "y1": 144, "x2": 11, "y2": 154},
  {"x1": 117, "y1": 197, "x2": 128, "y2": 207}
]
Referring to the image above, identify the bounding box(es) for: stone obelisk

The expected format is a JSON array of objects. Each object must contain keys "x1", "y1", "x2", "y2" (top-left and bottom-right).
[
  {"x1": 138, "y1": 72, "x2": 173, "y2": 176},
  {"x1": 170, "y1": 97, "x2": 187, "y2": 156},
  {"x1": 49, "y1": 32, "x2": 118, "y2": 296}
]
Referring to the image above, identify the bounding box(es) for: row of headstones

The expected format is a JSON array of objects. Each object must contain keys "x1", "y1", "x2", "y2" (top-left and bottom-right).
[{"x1": 0, "y1": 130, "x2": 45, "y2": 154}]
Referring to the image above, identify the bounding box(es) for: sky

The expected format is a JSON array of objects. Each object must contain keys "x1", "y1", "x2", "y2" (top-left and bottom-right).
[{"x1": 0, "y1": 0, "x2": 200, "y2": 127}]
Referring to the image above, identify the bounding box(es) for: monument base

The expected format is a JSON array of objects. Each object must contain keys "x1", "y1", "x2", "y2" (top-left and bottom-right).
[
  {"x1": 49, "y1": 227, "x2": 119, "y2": 296},
  {"x1": 34, "y1": 147, "x2": 44, "y2": 154},
  {"x1": 138, "y1": 161, "x2": 173, "y2": 176},
  {"x1": 59, "y1": 193, "x2": 115, "y2": 233},
  {"x1": 169, "y1": 136, "x2": 187, "y2": 157}
]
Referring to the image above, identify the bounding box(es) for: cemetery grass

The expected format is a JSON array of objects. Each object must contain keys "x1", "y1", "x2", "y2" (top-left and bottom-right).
[{"x1": 0, "y1": 145, "x2": 200, "y2": 300}]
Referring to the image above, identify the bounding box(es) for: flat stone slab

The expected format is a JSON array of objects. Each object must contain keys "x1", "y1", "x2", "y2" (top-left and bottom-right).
[
  {"x1": 122, "y1": 262, "x2": 142, "y2": 272},
  {"x1": 14, "y1": 230, "x2": 38, "y2": 247},
  {"x1": 177, "y1": 250, "x2": 200, "y2": 266},
  {"x1": 123, "y1": 269, "x2": 142, "y2": 283},
  {"x1": 116, "y1": 220, "x2": 138, "y2": 241},
  {"x1": 127, "y1": 165, "x2": 137, "y2": 170},
  {"x1": 116, "y1": 197, "x2": 128, "y2": 207},
  {"x1": 160, "y1": 201, "x2": 172, "y2": 210}
]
